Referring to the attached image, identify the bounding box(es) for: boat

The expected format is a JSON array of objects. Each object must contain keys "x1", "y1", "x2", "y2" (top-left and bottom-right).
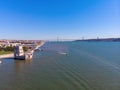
[
  {"x1": 59, "y1": 52, "x2": 68, "y2": 55},
  {"x1": 0, "y1": 60, "x2": 2, "y2": 64}
]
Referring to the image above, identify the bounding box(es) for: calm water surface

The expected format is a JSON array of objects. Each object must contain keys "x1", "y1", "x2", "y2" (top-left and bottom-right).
[{"x1": 0, "y1": 42, "x2": 120, "y2": 90}]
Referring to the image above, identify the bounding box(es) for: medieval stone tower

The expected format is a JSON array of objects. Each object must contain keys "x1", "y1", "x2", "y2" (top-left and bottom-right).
[{"x1": 14, "y1": 45, "x2": 25, "y2": 59}]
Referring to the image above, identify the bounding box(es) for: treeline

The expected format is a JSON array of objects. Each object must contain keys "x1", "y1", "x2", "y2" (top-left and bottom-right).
[
  {"x1": 0, "y1": 46, "x2": 29, "y2": 52},
  {"x1": 0, "y1": 46, "x2": 14, "y2": 51},
  {"x1": 23, "y1": 46, "x2": 29, "y2": 52}
]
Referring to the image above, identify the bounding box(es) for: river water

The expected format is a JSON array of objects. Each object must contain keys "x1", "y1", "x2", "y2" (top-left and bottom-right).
[{"x1": 0, "y1": 41, "x2": 120, "y2": 90}]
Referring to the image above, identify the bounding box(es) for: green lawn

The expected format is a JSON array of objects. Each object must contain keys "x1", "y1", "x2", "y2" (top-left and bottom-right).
[{"x1": 0, "y1": 51, "x2": 13, "y2": 55}]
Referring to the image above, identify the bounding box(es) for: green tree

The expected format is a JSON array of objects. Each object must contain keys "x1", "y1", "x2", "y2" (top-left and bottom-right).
[
  {"x1": 4, "y1": 46, "x2": 14, "y2": 51},
  {"x1": 23, "y1": 46, "x2": 29, "y2": 52}
]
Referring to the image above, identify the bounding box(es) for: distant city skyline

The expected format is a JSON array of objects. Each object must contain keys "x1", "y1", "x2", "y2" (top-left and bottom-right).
[{"x1": 0, "y1": 0, "x2": 119, "y2": 40}]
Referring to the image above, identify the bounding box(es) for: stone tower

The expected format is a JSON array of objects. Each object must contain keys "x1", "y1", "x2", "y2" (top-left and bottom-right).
[{"x1": 14, "y1": 45, "x2": 25, "y2": 59}]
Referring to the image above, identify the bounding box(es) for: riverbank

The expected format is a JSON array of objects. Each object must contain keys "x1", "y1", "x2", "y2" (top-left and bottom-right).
[
  {"x1": 35, "y1": 41, "x2": 46, "y2": 50},
  {"x1": 0, "y1": 53, "x2": 14, "y2": 59},
  {"x1": 0, "y1": 51, "x2": 13, "y2": 55}
]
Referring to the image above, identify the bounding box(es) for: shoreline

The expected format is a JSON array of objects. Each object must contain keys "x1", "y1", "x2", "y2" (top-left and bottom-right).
[
  {"x1": 0, "y1": 54, "x2": 14, "y2": 59},
  {"x1": 35, "y1": 41, "x2": 46, "y2": 50}
]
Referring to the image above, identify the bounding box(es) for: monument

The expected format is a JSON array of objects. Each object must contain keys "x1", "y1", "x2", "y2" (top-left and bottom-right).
[
  {"x1": 14, "y1": 45, "x2": 33, "y2": 60},
  {"x1": 14, "y1": 41, "x2": 45, "y2": 60},
  {"x1": 14, "y1": 45, "x2": 25, "y2": 60}
]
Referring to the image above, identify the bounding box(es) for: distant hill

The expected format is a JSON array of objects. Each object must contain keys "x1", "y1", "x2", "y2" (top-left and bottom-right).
[{"x1": 75, "y1": 38, "x2": 120, "y2": 42}]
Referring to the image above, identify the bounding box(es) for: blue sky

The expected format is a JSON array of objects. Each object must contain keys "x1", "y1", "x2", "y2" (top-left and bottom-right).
[{"x1": 0, "y1": 0, "x2": 119, "y2": 40}]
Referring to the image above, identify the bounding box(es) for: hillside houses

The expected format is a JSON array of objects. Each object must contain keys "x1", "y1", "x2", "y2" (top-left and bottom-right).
[{"x1": 0, "y1": 41, "x2": 22, "y2": 47}]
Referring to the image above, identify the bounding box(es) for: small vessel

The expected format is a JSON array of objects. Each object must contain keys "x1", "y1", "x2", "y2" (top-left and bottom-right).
[
  {"x1": 0, "y1": 60, "x2": 2, "y2": 64},
  {"x1": 59, "y1": 52, "x2": 68, "y2": 55}
]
